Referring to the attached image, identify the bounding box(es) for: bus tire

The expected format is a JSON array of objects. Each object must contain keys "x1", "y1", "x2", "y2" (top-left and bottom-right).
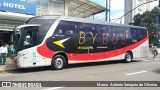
[
  {"x1": 51, "y1": 55, "x2": 66, "y2": 70},
  {"x1": 124, "y1": 52, "x2": 132, "y2": 63}
]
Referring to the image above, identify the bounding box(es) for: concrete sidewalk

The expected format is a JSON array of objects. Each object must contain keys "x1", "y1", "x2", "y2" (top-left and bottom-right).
[
  {"x1": 0, "y1": 58, "x2": 16, "y2": 72},
  {"x1": 142, "y1": 52, "x2": 160, "y2": 60}
]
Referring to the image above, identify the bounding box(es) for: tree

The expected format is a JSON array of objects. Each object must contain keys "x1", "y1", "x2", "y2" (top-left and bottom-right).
[
  {"x1": 133, "y1": 7, "x2": 160, "y2": 44},
  {"x1": 133, "y1": 13, "x2": 142, "y2": 26}
]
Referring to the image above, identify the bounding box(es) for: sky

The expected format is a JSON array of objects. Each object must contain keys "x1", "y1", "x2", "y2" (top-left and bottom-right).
[{"x1": 89, "y1": 0, "x2": 159, "y2": 23}]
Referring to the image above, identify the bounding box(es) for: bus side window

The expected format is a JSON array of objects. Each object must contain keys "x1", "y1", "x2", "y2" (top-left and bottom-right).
[
  {"x1": 131, "y1": 28, "x2": 147, "y2": 42},
  {"x1": 78, "y1": 23, "x2": 97, "y2": 37},
  {"x1": 131, "y1": 28, "x2": 138, "y2": 42},
  {"x1": 100, "y1": 25, "x2": 111, "y2": 45},
  {"x1": 125, "y1": 28, "x2": 131, "y2": 39},
  {"x1": 139, "y1": 29, "x2": 147, "y2": 39},
  {"x1": 65, "y1": 30, "x2": 74, "y2": 36},
  {"x1": 56, "y1": 29, "x2": 63, "y2": 35},
  {"x1": 78, "y1": 23, "x2": 88, "y2": 36},
  {"x1": 53, "y1": 21, "x2": 77, "y2": 36},
  {"x1": 28, "y1": 19, "x2": 55, "y2": 44}
]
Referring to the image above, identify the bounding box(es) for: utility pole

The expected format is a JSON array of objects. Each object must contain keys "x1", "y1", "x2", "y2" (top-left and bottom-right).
[
  {"x1": 105, "y1": 0, "x2": 108, "y2": 21},
  {"x1": 159, "y1": 0, "x2": 160, "y2": 7},
  {"x1": 156, "y1": 16, "x2": 159, "y2": 47},
  {"x1": 105, "y1": 0, "x2": 111, "y2": 22},
  {"x1": 109, "y1": 0, "x2": 111, "y2": 22}
]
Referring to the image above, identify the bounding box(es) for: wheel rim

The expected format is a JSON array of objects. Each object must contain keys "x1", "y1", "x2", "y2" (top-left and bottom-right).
[
  {"x1": 55, "y1": 57, "x2": 63, "y2": 69},
  {"x1": 126, "y1": 54, "x2": 131, "y2": 62}
]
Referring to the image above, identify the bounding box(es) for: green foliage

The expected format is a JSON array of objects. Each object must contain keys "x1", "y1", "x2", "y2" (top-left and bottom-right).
[{"x1": 133, "y1": 7, "x2": 160, "y2": 44}]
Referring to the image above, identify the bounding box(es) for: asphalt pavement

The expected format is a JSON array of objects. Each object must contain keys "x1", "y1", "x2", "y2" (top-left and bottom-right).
[
  {"x1": 0, "y1": 52, "x2": 160, "y2": 90},
  {"x1": 0, "y1": 51, "x2": 158, "y2": 72}
]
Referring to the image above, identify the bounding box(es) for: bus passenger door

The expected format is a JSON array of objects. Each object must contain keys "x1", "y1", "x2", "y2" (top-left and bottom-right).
[{"x1": 21, "y1": 26, "x2": 45, "y2": 67}]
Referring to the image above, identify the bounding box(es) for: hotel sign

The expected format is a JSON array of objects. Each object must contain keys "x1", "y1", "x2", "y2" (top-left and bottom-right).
[{"x1": 0, "y1": 0, "x2": 36, "y2": 15}]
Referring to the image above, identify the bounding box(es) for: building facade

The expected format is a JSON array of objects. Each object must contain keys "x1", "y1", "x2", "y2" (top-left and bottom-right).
[
  {"x1": 0, "y1": 0, "x2": 105, "y2": 44},
  {"x1": 124, "y1": 0, "x2": 151, "y2": 24},
  {"x1": 0, "y1": 0, "x2": 105, "y2": 31},
  {"x1": 22, "y1": 0, "x2": 105, "y2": 17},
  {"x1": 21, "y1": 0, "x2": 65, "y2": 16}
]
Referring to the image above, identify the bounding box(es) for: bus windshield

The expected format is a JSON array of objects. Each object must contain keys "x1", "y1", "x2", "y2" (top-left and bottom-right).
[
  {"x1": 13, "y1": 25, "x2": 40, "y2": 53},
  {"x1": 26, "y1": 18, "x2": 56, "y2": 44},
  {"x1": 13, "y1": 18, "x2": 56, "y2": 55}
]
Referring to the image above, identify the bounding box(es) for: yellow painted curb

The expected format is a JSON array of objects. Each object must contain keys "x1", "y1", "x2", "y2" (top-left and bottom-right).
[{"x1": 0, "y1": 68, "x2": 14, "y2": 72}]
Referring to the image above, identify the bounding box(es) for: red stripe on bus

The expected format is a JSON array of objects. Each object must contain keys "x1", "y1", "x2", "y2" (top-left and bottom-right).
[
  {"x1": 37, "y1": 36, "x2": 148, "y2": 60},
  {"x1": 37, "y1": 41, "x2": 56, "y2": 58},
  {"x1": 68, "y1": 36, "x2": 148, "y2": 61},
  {"x1": 13, "y1": 59, "x2": 18, "y2": 68}
]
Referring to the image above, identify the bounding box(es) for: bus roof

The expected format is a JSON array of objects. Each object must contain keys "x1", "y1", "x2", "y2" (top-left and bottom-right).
[{"x1": 27, "y1": 15, "x2": 147, "y2": 30}]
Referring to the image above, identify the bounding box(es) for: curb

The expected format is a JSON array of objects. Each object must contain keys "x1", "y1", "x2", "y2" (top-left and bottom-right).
[
  {"x1": 0, "y1": 58, "x2": 16, "y2": 72},
  {"x1": 0, "y1": 68, "x2": 15, "y2": 72},
  {"x1": 0, "y1": 64, "x2": 16, "y2": 72}
]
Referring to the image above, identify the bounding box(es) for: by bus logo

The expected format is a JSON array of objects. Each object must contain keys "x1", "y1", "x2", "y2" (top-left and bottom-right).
[{"x1": 2, "y1": 82, "x2": 11, "y2": 87}]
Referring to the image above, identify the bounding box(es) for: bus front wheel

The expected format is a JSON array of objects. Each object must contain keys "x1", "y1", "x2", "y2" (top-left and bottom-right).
[
  {"x1": 124, "y1": 52, "x2": 132, "y2": 63},
  {"x1": 51, "y1": 55, "x2": 66, "y2": 70}
]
